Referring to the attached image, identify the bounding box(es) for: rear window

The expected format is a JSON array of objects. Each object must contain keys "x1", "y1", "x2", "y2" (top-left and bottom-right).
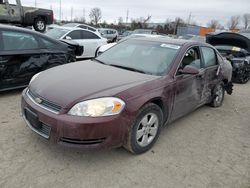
[
  {"x1": 46, "y1": 28, "x2": 69, "y2": 39},
  {"x1": 2, "y1": 31, "x2": 39, "y2": 51}
]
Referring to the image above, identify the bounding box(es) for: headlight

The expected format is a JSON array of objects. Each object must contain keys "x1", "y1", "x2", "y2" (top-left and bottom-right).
[
  {"x1": 68, "y1": 97, "x2": 125, "y2": 117},
  {"x1": 29, "y1": 72, "x2": 41, "y2": 84}
]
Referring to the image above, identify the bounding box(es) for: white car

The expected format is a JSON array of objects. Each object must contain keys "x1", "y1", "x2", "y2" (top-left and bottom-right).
[
  {"x1": 63, "y1": 23, "x2": 98, "y2": 33},
  {"x1": 97, "y1": 34, "x2": 167, "y2": 56},
  {"x1": 46, "y1": 27, "x2": 107, "y2": 58}
]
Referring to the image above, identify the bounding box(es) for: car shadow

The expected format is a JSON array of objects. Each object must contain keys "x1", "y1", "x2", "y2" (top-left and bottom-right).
[{"x1": 0, "y1": 88, "x2": 24, "y2": 98}]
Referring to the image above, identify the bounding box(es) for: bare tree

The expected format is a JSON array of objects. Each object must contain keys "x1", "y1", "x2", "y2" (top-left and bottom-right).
[
  {"x1": 207, "y1": 19, "x2": 220, "y2": 29},
  {"x1": 243, "y1": 14, "x2": 250, "y2": 29},
  {"x1": 174, "y1": 17, "x2": 185, "y2": 35},
  {"x1": 228, "y1": 15, "x2": 240, "y2": 30},
  {"x1": 89, "y1": 7, "x2": 102, "y2": 25}
]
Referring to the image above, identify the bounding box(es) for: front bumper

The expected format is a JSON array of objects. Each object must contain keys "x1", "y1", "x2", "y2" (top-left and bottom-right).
[{"x1": 21, "y1": 88, "x2": 132, "y2": 150}]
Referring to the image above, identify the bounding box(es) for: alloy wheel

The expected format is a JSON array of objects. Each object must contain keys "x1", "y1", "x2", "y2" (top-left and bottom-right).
[{"x1": 136, "y1": 113, "x2": 159, "y2": 147}]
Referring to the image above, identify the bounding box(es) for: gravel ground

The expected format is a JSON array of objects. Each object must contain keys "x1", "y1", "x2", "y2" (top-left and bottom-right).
[{"x1": 0, "y1": 84, "x2": 250, "y2": 188}]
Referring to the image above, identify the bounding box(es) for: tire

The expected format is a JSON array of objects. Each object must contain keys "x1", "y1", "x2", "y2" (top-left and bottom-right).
[
  {"x1": 124, "y1": 103, "x2": 163, "y2": 154},
  {"x1": 112, "y1": 36, "x2": 118, "y2": 42},
  {"x1": 238, "y1": 74, "x2": 250, "y2": 84},
  {"x1": 209, "y1": 82, "x2": 225, "y2": 107},
  {"x1": 33, "y1": 18, "x2": 46, "y2": 32}
]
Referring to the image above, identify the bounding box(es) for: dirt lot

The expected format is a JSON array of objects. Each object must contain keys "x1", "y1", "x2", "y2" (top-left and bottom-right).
[{"x1": 0, "y1": 84, "x2": 250, "y2": 188}]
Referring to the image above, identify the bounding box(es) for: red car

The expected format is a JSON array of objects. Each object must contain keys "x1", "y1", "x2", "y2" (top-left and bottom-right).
[{"x1": 21, "y1": 37, "x2": 233, "y2": 154}]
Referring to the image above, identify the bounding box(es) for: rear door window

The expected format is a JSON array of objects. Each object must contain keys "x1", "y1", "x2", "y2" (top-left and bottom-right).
[
  {"x1": 81, "y1": 30, "x2": 100, "y2": 39},
  {"x1": 201, "y1": 47, "x2": 217, "y2": 67},
  {"x1": 2, "y1": 31, "x2": 39, "y2": 51},
  {"x1": 67, "y1": 30, "x2": 81, "y2": 39}
]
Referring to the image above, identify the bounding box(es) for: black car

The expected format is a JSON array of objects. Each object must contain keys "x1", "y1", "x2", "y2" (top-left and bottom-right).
[
  {"x1": 0, "y1": 24, "x2": 83, "y2": 91},
  {"x1": 206, "y1": 32, "x2": 250, "y2": 84}
]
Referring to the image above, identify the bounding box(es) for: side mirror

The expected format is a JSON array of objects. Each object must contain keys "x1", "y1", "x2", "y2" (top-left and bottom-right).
[
  {"x1": 65, "y1": 36, "x2": 72, "y2": 40},
  {"x1": 179, "y1": 65, "x2": 199, "y2": 75}
]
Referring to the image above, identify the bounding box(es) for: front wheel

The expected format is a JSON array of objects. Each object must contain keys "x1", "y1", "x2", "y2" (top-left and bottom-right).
[
  {"x1": 209, "y1": 82, "x2": 225, "y2": 107},
  {"x1": 33, "y1": 18, "x2": 46, "y2": 32},
  {"x1": 124, "y1": 103, "x2": 163, "y2": 154}
]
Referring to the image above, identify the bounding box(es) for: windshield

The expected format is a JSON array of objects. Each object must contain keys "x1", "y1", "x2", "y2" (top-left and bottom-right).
[
  {"x1": 45, "y1": 28, "x2": 69, "y2": 39},
  {"x1": 96, "y1": 40, "x2": 180, "y2": 75}
]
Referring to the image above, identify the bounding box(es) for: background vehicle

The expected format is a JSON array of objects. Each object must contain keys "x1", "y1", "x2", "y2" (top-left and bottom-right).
[
  {"x1": 0, "y1": 0, "x2": 53, "y2": 32},
  {"x1": 22, "y1": 37, "x2": 232, "y2": 154},
  {"x1": 0, "y1": 25, "x2": 83, "y2": 91},
  {"x1": 133, "y1": 29, "x2": 158, "y2": 35},
  {"x1": 117, "y1": 30, "x2": 132, "y2": 40},
  {"x1": 63, "y1": 23, "x2": 97, "y2": 32},
  {"x1": 206, "y1": 32, "x2": 250, "y2": 83},
  {"x1": 98, "y1": 28, "x2": 118, "y2": 43},
  {"x1": 46, "y1": 27, "x2": 107, "y2": 58},
  {"x1": 97, "y1": 34, "x2": 167, "y2": 56}
]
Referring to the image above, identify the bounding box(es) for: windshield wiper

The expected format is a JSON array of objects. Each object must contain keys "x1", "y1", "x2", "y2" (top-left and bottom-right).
[{"x1": 108, "y1": 64, "x2": 147, "y2": 74}]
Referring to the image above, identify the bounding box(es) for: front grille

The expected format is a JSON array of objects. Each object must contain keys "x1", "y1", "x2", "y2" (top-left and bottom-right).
[
  {"x1": 60, "y1": 137, "x2": 106, "y2": 145},
  {"x1": 27, "y1": 89, "x2": 61, "y2": 113},
  {"x1": 40, "y1": 123, "x2": 51, "y2": 137}
]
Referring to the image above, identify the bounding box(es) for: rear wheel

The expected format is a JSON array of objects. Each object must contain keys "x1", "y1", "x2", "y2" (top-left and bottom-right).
[
  {"x1": 124, "y1": 103, "x2": 163, "y2": 154},
  {"x1": 238, "y1": 71, "x2": 250, "y2": 84},
  {"x1": 209, "y1": 82, "x2": 225, "y2": 107},
  {"x1": 33, "y1": 18, "x2": 46, "y2": 32}
]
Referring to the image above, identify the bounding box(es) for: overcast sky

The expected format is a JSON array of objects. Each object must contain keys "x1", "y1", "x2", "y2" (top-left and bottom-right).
[{"x1": 21, "y1": 0, "x2": 250, "y2": 27}]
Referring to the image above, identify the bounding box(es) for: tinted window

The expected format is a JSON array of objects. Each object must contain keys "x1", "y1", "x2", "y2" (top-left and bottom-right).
[
  {"x1": 82, "y1": 30, "x2": 100, "y2": 39},
  {"x1": 201, "y1": 47, "x2": 217, "y2": 67},
  {"x1": 2, "y1": 31, "x2": 39, "y2": 51},
  {"x1": 67, "y1": 30, "x2": 81, "y2": 39}
]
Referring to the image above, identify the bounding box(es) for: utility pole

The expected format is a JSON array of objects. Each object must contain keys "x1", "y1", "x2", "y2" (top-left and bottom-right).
[
  {"x1": 126, "y1": 9, "x2": 129, "y2": 23},
  {"x1": 71, "y1": 7, "x2": 73, "y2": 21},
  {"x1": 59, "y1": 0, "x2": 62, "y2": 21},
  {"x1": 83, "y1": 8, "x2": 85, "y2": 18},
  {"x1": 35, "y1": 0, "x2": 37, "y2": 8},
  {"x1": 188, "y1": 12, "x2": 192, "y2": 25},
  {"x1": 50, "y1": 5, "x2": 52, "y2": 10}
]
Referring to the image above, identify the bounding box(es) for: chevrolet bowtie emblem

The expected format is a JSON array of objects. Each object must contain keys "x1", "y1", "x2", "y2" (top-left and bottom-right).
[{"x1": 35, "y1": 97, "x2": 42, "y2": 104}]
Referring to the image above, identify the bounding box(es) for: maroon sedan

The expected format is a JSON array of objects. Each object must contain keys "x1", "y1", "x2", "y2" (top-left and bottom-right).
[{"x1": 21, "y1": 37, "x2": 233, "y2": 154}]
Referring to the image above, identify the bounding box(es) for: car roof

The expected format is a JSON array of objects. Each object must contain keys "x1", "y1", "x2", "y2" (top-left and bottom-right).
[
  {"x1": 53, "y1": 26, "x2": 98, "y2": 33},
  {"x1": 0, "y1": 24, "x2": 68, "y2": 47},
  {"x1": 0, "y1": 24, "x2": 58, "y2": 39}
]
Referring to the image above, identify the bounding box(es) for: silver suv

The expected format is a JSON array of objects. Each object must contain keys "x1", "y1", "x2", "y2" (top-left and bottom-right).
[{"x1": 98, "y1": 28, "x2": 118, "y2": 42}]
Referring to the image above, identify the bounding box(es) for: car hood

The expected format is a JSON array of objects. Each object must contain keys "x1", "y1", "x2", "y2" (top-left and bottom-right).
[
  {"x1": 30, "y1": 60, "x2": 159, "y2": 109},
  {"x1": 206, "y1": 32, "x2": 250, "y2": 52}
]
